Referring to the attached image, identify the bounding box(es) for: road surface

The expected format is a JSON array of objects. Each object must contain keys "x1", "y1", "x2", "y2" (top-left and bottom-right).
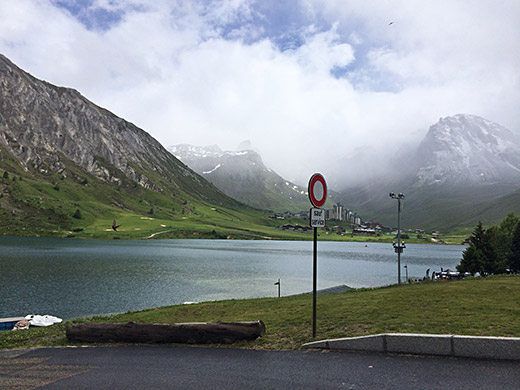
[{"x1": 1, "y1": 346, "x2": 519, "y2": 389}]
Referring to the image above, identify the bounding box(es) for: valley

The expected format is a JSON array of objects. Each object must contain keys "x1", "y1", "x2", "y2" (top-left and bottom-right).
[{"x1": 1, "y1": 53, "x2": 519, "y2": 238}]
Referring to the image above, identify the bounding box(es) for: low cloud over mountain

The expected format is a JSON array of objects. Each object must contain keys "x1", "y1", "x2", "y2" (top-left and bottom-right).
[{"x1": 337, "y1": 114, "x2": 520, "y2": 229}]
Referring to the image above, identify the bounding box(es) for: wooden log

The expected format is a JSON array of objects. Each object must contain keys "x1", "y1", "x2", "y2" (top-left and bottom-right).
[{"x1": 66, "y1": 321, "x2": 265, "y2": 344}]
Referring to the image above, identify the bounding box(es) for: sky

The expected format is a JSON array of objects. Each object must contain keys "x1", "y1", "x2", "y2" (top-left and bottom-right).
[{"x1": 1, "y1": 0, "x2": 519, "y2": 187}]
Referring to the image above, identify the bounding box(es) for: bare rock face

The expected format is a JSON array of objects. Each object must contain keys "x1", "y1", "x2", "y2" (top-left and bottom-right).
[
  {"x1": 0, "y1": 54, "x2": 215, "y2": 196},
  {"x1": 413, "y1": 114, "x2": 520, "y2": 187}
]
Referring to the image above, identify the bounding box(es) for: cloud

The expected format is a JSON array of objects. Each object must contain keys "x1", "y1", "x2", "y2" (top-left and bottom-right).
[{"x1": 0, "y1": 0, "x2": 519, "y2": 187}]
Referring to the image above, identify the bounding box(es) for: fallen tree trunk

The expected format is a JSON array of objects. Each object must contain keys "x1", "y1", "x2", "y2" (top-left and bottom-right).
[{"x1": 66, "y1": 321, "x2": 265, "y2": 344}]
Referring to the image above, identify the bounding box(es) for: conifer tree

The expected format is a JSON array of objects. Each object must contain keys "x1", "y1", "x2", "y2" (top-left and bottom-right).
[
  {"x1": 457, "y1": 245, "x2": 482, "y2": 276},
  {"x1": 458, "y1": 221, "x2": 486, "y2": 275},
  {"x1": 508, "y1": 221, "x2": 520, "y2": 273},
  {"x1": 458, "y1": 215, "x2": 520, "y2": 276},
  {"x1": 481, "y1": 226, "x2": 502, "y2": 275}
]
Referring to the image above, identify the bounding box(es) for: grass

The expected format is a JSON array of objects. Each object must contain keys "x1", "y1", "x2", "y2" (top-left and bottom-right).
[
  {"x1": 0, "y1": 168, "x2": 283, "y2": 240},
  {"x1": 0, "y1": 159, "x2": 476, "y2": 242},
  {"x1": 2, "y1": 275, "x2": 519, "y2": 351}
]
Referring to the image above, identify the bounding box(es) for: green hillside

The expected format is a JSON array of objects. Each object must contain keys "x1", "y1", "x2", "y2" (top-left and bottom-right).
[
  {"x1": 0, "y1": 149, "x2": 274, "y2": 239},
  {"x1": 341, "y1": 182, "x2": 520, "y2": 231},
  {"x1": 0, "y1": 152, "x2": 349, "y2": 240}
]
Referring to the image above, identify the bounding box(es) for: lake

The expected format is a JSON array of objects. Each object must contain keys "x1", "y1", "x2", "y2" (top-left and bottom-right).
[{"x1": 0, "y1": 237, "x2": 465, "y2": 320}]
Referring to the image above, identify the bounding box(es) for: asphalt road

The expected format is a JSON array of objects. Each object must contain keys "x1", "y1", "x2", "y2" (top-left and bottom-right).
[{"x1": 1, "y1": 346, "x2": 519, "y2": 389}]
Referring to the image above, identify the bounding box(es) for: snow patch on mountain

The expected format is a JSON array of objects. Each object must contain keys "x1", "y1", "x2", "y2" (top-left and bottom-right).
[
  {"x1": 170, "y1": 144, "x2": 256, "y2": 162},
  {"x1": 203, "y1": 164, "x2": 222, "y2": 174}
]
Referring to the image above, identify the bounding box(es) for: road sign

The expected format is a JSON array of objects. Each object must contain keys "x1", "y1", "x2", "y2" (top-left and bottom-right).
[
  {"x1": 308, "y1": 173, "x2": 327, "y2": 208},
  {"x1": 310, "y1": 208, "x2": 325, "y2": 228},
  {"x1": 307, "y1": 173, "x2": 327, "y2": 340}
]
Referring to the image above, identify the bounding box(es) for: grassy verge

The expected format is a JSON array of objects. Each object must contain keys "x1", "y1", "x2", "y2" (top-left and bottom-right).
[{"x1": 2, "y1": 275, "x2": 518, "y2": 351}]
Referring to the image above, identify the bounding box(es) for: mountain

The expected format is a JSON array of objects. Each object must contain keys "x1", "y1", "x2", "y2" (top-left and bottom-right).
[
  {"x1": 413, "y1": 114, "x2": 520, "y2": 187},
  {"x1": 0, "y1": 54, "x2": 231, "y2": 200},
  {"x1": 0, "y1": 53, "x2": 275, "y2": 238},
  {"x1": 169, "y1": 144, "x2": 313, "y2": 212},
  {"x1": 339, "y1": 114, "x2": 520, "y2": 230}
]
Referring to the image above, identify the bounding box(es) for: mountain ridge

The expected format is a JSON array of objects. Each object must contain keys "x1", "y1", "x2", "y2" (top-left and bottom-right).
[
  {"x1": 2, "y1": 52, "x2": 517, "y2": 234},
  {"x1": 413, "y1": 114, "x2": 520, "y2": 187},
  {"x1": 0, "y1": 53, "x2": 282, "y2": 239},
  {"x1": 169, "y1": 144, "x2": 315, "y2": 212},
  {"x1": 0, "y1": 53, "x2": 241, "y2": 207},
  {"x1": 338, "y1": 114, "x2": 520, "y2": 230}
]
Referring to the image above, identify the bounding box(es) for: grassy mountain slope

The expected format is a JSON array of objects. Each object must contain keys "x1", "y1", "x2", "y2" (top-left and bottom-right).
[
  {"x1": 0, "y1": 157, "x2": 287, "y2": 239},
  {"x1": 0, "y1": 54, "x2": 289, "y2": 238},
  {"x1": 341, "y1": 181, "x2": 520, "y2": 231},
  {"x1": 462, "y1": 188, "x2": 520, "y2": 226}
]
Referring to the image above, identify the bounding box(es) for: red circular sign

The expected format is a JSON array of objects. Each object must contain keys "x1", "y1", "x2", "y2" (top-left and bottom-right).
[{"x1": 308, "y1": 173, "x2": 327, "y2": 208}]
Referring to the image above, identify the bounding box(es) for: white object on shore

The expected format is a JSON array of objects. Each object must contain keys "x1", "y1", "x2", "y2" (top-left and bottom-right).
[
  {"x1": 13, "y1": 319, "x2": 30, "y2": 330},
  {"x1": 25, "y1": 314, "x2": 63, "y2": 327}
]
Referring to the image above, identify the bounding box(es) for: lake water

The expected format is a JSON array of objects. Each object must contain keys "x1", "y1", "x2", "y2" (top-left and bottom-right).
[{"x1": 0, "y1": 237, "x2": 465, "y2": 320}]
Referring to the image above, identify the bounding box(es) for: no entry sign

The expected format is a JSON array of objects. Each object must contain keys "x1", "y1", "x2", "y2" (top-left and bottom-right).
[
  {"x1": 307, "y1": 173, "x2": 327, "y2": 340},
  {"x1": 308, "y1": 173, "x2": 327, "y2": 208}
]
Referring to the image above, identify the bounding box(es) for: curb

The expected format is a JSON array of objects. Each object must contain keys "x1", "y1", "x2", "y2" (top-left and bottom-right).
[{"x1": 301, "y1": 333, "x2": 520, "y2": 361}]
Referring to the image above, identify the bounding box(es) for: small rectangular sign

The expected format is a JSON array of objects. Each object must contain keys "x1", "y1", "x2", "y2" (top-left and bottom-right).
[{"x1": 309, "y1": 208, "x2": 325, "y2": 228}]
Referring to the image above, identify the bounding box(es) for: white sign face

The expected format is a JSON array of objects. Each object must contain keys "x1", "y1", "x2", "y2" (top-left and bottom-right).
[
  {"x1": 310, "y1": 208, "x2": 325, "y2": 228},
  {"x1": 312, "y1": 181, "x2": 324, "y2": 200}
]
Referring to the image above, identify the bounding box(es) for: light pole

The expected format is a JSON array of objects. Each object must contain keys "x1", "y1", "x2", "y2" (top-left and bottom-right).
[{"x1": 389, "y1": 192, "x2": 405, "y2": 284}]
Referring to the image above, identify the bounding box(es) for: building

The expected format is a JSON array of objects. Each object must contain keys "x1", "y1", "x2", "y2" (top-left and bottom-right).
[
  {"x1": 352, "y1": 227, "x2": 376, "y2": 236},
  {"x1": 333, "y1": 203, "x2": 345, "y2": 221},
  {"x1": 324, "y1": 203, "x2": 364, "y2": 226}
]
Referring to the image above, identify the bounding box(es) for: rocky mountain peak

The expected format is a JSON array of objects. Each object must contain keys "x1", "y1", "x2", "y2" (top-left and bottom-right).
[
  {"x1": 170, "y1": 144, "x2": 223, "y2": 159},
  {"x1": 168, "y1": 144, "x2": 264, "y2": 176},
  {"x1": 170, "y1": 144, "x2": 262, "y2": 164},
  {"x1": 414, "y1": 114, "x2": 520, "y2": 186},
  {"x1": 236, "y1": 140, "x2": 252, "y2": 151}
]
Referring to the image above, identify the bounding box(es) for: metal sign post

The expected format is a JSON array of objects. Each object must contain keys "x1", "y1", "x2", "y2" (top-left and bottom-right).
[
  {"x1": 313, "y1": 226, "x2": 317, "y2": 338},
  {"x1": 389, "y1": 192, "x2": 405, "y2": 284},
  {"x1": 308, "y1": 173, "x2": 327, "y2": 340}
]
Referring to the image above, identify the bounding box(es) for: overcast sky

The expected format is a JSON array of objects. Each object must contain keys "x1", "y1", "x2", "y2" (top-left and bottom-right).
[{"x1": 1, "y1": 0, "x2": 519, "y2": 186}]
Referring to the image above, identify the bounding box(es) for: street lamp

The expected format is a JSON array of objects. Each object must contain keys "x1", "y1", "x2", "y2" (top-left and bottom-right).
[{"x1": 389, "y1": 192, "x2": 405, "y2": 284}]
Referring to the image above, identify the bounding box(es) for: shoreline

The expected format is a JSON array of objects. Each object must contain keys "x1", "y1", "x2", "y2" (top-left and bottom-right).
[
  {"x1": 1, "y1": 275, "x2": 519, "y2": 351},
  {"x1": 0, "y1": 232, "x2": 466, "y2": 245}
]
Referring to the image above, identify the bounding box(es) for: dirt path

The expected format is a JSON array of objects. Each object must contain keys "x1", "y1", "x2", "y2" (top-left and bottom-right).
[{"x1": 145, "y1": 230, "x2": 172, "y2": 239}]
